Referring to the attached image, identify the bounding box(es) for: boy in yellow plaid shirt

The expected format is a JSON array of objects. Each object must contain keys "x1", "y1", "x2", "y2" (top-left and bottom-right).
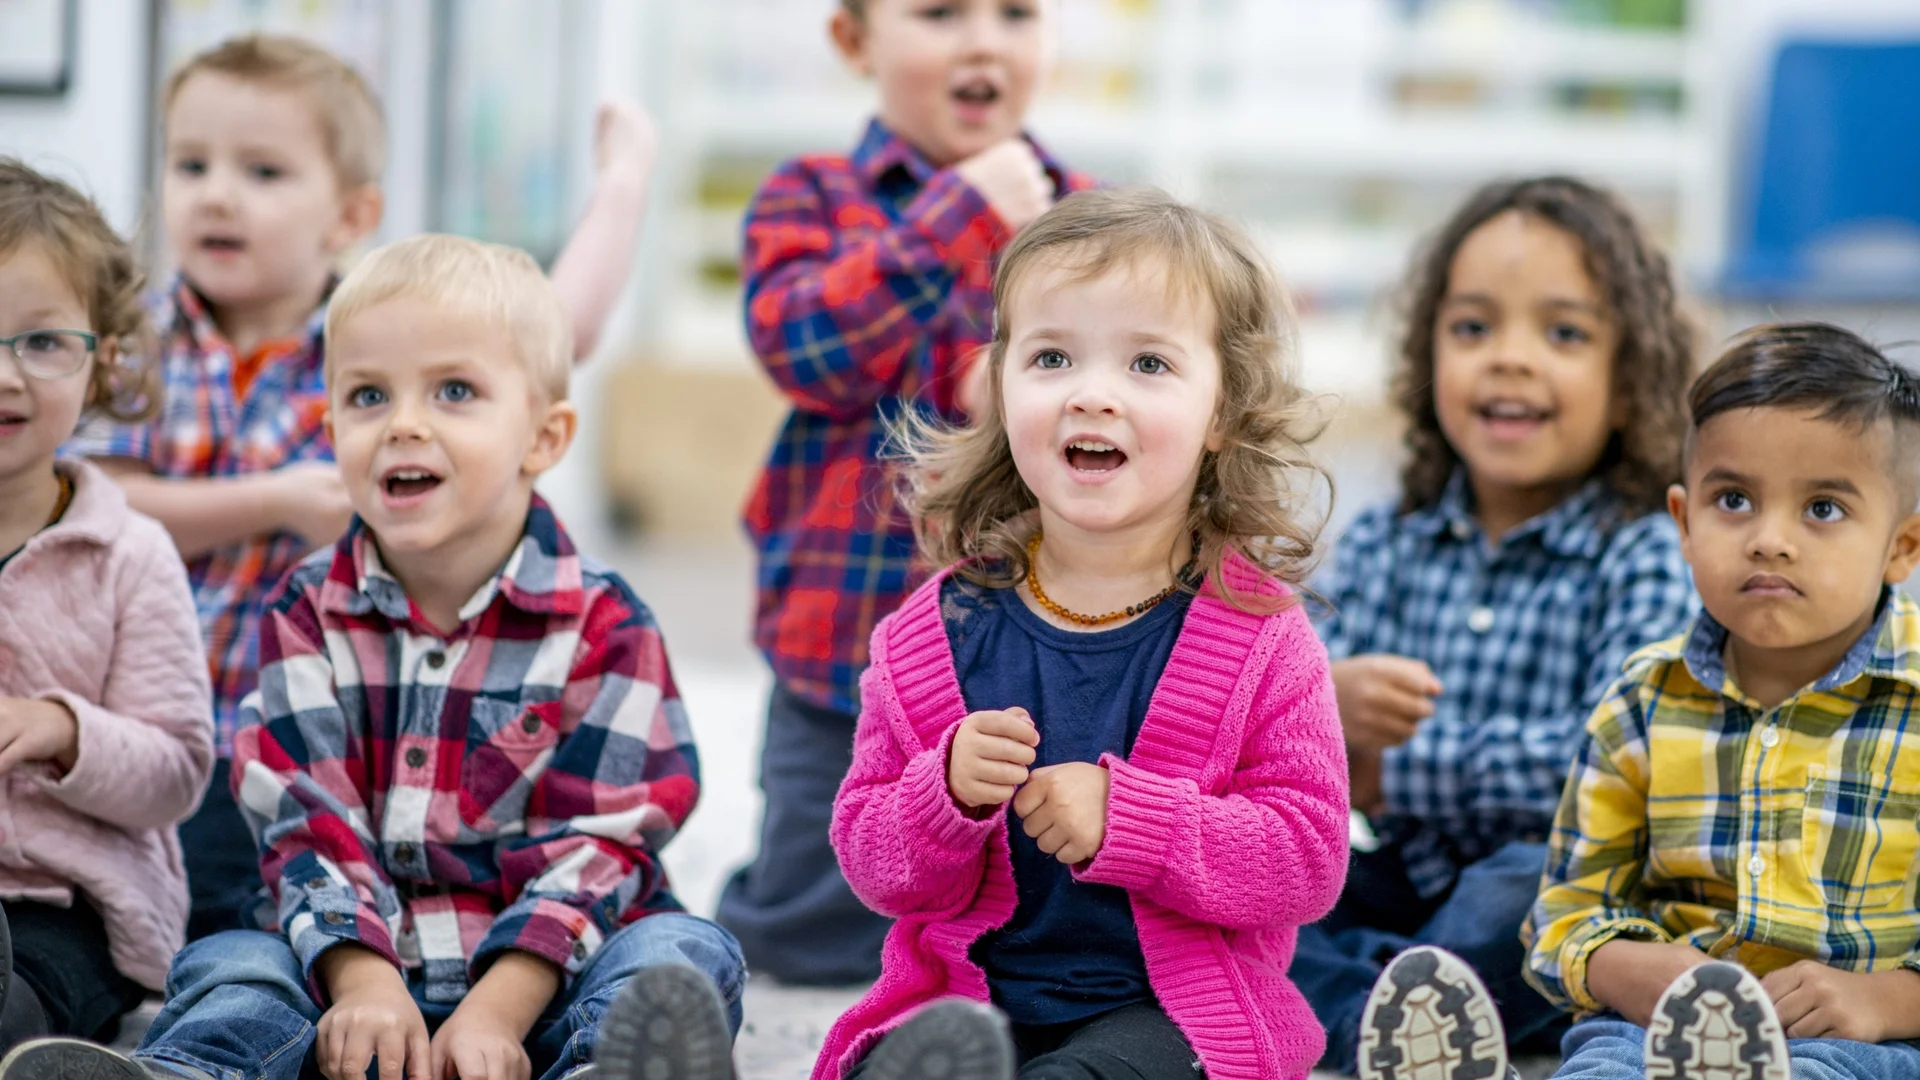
[{"x1": 1506, "y1": 323, "x2": 1920, "y2": 1079}]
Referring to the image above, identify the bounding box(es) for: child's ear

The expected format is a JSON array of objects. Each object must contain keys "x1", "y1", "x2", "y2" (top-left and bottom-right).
[
  {"x1": 830, "y1": 8, "x2": 873, "y2": 77},
  {"x1": 326, "y1": 184, "x2": 385, "y2": 255},
  {"x1": 522, "y1": 399, "x2": 578, "y2": 478},
  {"x1": 1884, "y1": 510, "x2": 1920, "y2": 585},
  {"x1": 322, "y1": 407, "x2": 333, "y2": 446},
  {"x1": 1667, "y1": 483, "x2": 1691, "y2": 547}
]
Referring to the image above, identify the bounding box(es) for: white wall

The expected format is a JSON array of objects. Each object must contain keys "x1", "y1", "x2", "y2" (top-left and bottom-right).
[{"x1": 0, "y1": 0, "x2": 152, "y2": 236}]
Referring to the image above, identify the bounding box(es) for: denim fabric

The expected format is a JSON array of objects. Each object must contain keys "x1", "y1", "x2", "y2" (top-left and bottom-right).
[
  {"x1": 1553, "y1": 1017, "x2": 1920, "y2": 1080},
  {"x1": 1293, "y1": 840, "x2": 1565, "y2": 1074},
  {"x1": 135, "y1": 914, "x2": 744, "y2": 1080}
]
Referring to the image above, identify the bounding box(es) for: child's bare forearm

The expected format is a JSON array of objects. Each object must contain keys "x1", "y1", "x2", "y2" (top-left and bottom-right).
[
  {"x1": 460, "y1": 951, "x2": 562, "y2": 1038},
  {"x1": 93, "y1": 459, "x2": 286, "y2": 558},
  {"x1": 1586, "y1": 938, "x2": 1710, "y2": 1026},
  {"x1": 551, "y1": 172, "x2": 649, "y2": 362}
]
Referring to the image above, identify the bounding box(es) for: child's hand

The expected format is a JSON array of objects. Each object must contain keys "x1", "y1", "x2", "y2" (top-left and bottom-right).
[
  {"x1": 1013, "y1": 762, "x2": 1111, "y2": 867},
  {"x1": 1330, "y1": 655, "x2": 1441, "y2": 752},
  {"x1": 315, "y1": 946, "x2": 430, "y2": 1080},
  {"x1": 1585, "y1": 938, "x2": 1711, "y2": 1027},
  {"x1": 948, "y1": 707, "x2": 1040, "y2": 810},
  {"x1": 1762, "y1": 961, "x2": 1920, "y2": 1043},
  {"x1": 592, "y1": 99, "x2": 658, "y2": 184},
  {"x1": 274, "y1": 461, "x2": 355, "y2": 550},
  {"x1": 0, "y1": 698, "x2": 78, "y2": 776},
  {"x1": 954, "y1": 140, "x2": 1053, "y2": 234},
  {"x1": 430, "y1": 1002, "x2": 532, "y2": 1080}
]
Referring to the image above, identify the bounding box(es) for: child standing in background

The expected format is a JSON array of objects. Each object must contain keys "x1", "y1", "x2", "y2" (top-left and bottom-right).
[
  {"x1": 64, "y1": 33, "x2": 656, "y2": 941},
  {"x1": 721, "y1": 0, "x2": 1094, "y2": 985},
  {"x1": 1296, "y1": 176, "x2": 1699, "y2": 1078},
  {"x1": 816, "y1": 188, "x2": 1350, "y2": 1080},
  {"x1": 0, "y1": 161, "x2": 213, "y2": 1052}
]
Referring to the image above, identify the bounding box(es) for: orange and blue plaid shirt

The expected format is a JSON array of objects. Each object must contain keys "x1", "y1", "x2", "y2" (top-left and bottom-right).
[
  {"x1": 66, "y1": 276, "x2": 332, "y2": 755},
  {"x1": 741, "y1": 118, "x2": 1094, "y2": 714},
  {"x1": 231, "y1": 498, "x2": 698, "y2": 1002}
]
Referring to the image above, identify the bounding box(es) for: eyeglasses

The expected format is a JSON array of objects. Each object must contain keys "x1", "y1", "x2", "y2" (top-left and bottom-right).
[{"x1": 0, "y1": 329, "x2": 97, "y2": 380}]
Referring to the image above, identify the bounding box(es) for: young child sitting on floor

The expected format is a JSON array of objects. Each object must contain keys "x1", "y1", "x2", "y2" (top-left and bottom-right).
[{"x1": 6, "y1": 235, "x2": 744, "y2": 1080}]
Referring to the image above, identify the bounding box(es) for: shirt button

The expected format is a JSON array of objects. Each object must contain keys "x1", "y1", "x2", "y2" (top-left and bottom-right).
[
  {"x1": 405, "y1": 747, "x2": 427, "y2": 768},
  {"x1": 394, "y1": 843, "x2": 415, "y2": 864},
  {"x1": 1748, "y1": 855, "x2": 1766, "y2": 878},
  {"x1": 323, "y1": 911, "x2": 346, "y2": 925},
  {"x1": 425, "y1": 651, "x2": 446, "y2": 670},
  {"x1": 521, "y1": 715, "x2": 542, "y2": 735},
  {"x1": 1759, "y1": 725, "x2": 1780, "y2": 748},
  {"x1": 1450, "y1": 519, "x2": 1473, "y2": 540},
  {"x1": 307, "y1": 877, "x2": 329, "y2": 891},
  {"x1": 1467, "y1": 607, "x2": 1495, "y2": 634},
  {"x1": 572, "y1": 941, "x2": 588, "y2": 960}
]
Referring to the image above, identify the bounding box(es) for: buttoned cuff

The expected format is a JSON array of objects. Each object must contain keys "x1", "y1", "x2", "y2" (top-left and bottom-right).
[
  {"x1": 288, "y1": 896, "x2": 399, "y2": 1004},
  {"x1": 1561, "y1": 917, "x2": 1672, "y2": 1014},
  {"x1": 473, "y1": 897, "x2": 601, "y2": 986}
]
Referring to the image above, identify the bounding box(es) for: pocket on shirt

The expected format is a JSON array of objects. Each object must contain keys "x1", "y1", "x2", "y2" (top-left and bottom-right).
[
  {"x1": 459, "y1": 697, "x2": 560, "y2": 832},
  {"x1": 1798, "y1": 766, "x2": 1920, "y2": 911}
]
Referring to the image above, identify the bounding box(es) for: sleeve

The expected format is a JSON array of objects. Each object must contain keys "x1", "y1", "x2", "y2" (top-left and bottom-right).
[
  {"x1": 1309, "y1": 504, "x2": 1397, "y2": 663},
  {"x1": 742, "y1": 158, "x2": 1010, "y2": 421},
  {"x1": 231, "y1": 574, "x2": 402, "y2": 992},
  {"x1": 1453, "y1": 513, "x2": 1696, "y2": 822},
  {"x1": 1076, "y1": 612, "x2": 1352, "y2": 930},
  {"x1": 36, "y1": 528, "x2": 214, "y2": 827},
  {"x1": 1522, "y1": 672, "x2": 1670, "y2": 1014},
  {"x1": 63, "y1": 410, "x2": 162, "y2": 470},
  {"x1": 829, "y1": 661, "x2": 999, "y2": 919},
  {"x1": 472, "y1": 585, "x2": 700, "y2": 981}
]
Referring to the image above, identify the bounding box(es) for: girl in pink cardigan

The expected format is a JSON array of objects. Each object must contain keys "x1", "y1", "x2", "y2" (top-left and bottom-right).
[
  {"x1": 0, "y1": 162, "x2": 213, "y2": 1052},
  {"x1": 816, "y1": 188, "x2": 1351, "y2": 1080}
]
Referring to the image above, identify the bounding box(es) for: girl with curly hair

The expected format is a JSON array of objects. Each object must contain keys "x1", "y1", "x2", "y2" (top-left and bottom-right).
[
  {"x1": 813, "y1": 187, "x2": 1351, "y2": 1080},
  {"x1": 1295, "y1": 176, "x2": 1700, "y2": 1080}
]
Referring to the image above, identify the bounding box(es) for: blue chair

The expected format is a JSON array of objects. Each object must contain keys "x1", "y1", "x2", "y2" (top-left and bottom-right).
[{"x1": 1723, "y1": 40, "x2": 1920, "y2": 301}]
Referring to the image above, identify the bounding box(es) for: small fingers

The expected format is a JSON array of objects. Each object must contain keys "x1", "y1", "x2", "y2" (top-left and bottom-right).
[{"x1": 971, "y1": 760, "x2": 1030, "y2": 787}]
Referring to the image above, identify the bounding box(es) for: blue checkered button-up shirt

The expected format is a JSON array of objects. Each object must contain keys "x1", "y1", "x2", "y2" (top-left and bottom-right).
[{"x1": 1313, "y1": 474, "x2": 1696, "y2": 897}]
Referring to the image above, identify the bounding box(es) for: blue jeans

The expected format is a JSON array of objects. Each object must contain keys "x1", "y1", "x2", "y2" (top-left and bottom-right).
[
  {"x1": 135, "y1": 914, "x2": 746, "y2": 1080},
  {"x1": 1553, "y1": 1017, "x2": 1920, "y2": 1079},
  {"x1": 1292, "y1": 839, "x2": 1565, "y2": 1074}
]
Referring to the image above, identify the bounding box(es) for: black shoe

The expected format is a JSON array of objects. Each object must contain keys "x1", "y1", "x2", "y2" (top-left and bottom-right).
[
  {"x1": 861, "y1": 1000, "x2": 1013, "y2": 1080},
  {"x1": 1644, "y1": 961, "x2": 1789, "y2": 1080},
  {"x1": 0, "y1": 1039, "x2": 169, "y2": 1080},
  {"x1": 1357, "y1": 945, "x2": 1509, "y2": 1080},
  {"x1": 594, "y1": 964, "x2": 734, "y2": 1080}
]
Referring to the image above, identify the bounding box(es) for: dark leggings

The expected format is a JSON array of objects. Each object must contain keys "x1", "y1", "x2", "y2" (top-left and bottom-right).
[
  {"x1": 851, "y1": 1003, "x2": 1204, "y2": 1080},
  {"x1": 1, "y1": 898, "x2": 148, "y2": 1051}
]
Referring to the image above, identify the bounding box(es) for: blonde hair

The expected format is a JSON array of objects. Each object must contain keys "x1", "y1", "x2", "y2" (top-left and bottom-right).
[
  {"x1": 325, "y1": 234, "x2": 572, "y2": 401},
  {"x1": 900, "y1": 187, "x2": 1326, "y2": 610},
  {"x1": 165, "y1": 34, "x2": 385, "y2": 191},
  {"x1": 0, "y1": 159, "x2": 156, "y2": 422}
]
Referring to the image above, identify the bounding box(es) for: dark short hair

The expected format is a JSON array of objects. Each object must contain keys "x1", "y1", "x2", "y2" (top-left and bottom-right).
[{"x1": 1688, "y1": 322, "x2": 1920, "y2": 496}]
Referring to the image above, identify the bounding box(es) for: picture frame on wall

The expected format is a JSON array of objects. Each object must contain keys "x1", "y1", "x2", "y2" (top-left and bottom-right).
[{"x1": 0, "y1": 0, "x2": 76, "y2": 96}]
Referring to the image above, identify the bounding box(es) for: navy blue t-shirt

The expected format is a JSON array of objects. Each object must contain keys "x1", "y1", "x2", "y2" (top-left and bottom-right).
[{"x1": 942, "y1": 574, "x2": 1192, "y2": 1026}]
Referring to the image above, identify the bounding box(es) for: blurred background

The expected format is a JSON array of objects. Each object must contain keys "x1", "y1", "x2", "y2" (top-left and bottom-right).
[{"x1": 5, "y1": 0, "x2": 1920, "y2": 934}]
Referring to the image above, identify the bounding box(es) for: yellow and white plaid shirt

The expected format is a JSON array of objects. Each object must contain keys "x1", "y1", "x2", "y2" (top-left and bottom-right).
[{"x1": 1524, "y1": 588, "x2": 1920, "y2": 1015}]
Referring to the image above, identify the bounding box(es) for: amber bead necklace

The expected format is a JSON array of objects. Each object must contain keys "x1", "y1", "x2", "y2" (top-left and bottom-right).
[{"x1": 1023, "y1": 530, "x2": 1195, "y2": 628}]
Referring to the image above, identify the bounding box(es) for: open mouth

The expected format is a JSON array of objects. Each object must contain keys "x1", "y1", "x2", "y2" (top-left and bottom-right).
[
  {"x1": 952, "y1": 79, "x2": 1001, "y2": 110},
  {"x1": 1064, "y1": 438, "x2": 1126, "y2": 472},
  {"x1": 1474, "y1": 398, "x2": 1554, "y2": 437},
  {"x1": 199, "y1": 236, "x2": 245, "y2": 254},
  {"x1": 0, "y1": 413, "x2": 26, "y2": 432},
  {"x1": 382, "y1": 467, "x2": 443, "y2": 500}
]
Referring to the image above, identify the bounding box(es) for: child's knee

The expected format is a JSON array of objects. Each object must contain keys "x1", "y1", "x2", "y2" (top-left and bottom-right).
[{"x1": 167, "y1": 930, "x2": 303, "y2": 997}]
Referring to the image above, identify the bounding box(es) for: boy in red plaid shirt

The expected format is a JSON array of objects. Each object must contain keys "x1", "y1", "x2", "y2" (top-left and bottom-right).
[
  {"x1": 10, "y1": 237, "x2": 743, "y2": 1080},
  {"x1": 718, "y1": 0, "x2": 1094, "y2": 985}
]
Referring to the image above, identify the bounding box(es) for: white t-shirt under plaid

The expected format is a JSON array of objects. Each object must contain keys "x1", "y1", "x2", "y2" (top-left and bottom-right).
[{"x1": 1312, "y1": 473, "x2": 1696, "y2": 898}]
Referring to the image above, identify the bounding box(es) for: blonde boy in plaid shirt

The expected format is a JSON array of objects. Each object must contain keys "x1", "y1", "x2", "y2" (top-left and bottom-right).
[{"x1": 1511, "y1": 323, "x2": 1920, "y2": 1079}]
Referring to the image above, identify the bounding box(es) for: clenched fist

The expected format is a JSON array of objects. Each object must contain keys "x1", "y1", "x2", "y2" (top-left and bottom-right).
[
  {"x1": 947, "y1": 707, "x2": 1039, "y2": 812},
  {"x1": 1013, "y1": 762, "x2": 1110, "y2": 867},
  {"x1": 954, "y1": 140, "x2": 1053, "y2": 234}
]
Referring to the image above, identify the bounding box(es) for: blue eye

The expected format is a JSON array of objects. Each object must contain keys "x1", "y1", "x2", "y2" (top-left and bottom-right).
[
  {"x1": 1807, "y1": 498, "x2": 1847, "y2": 523},
  {"x1": 1032, "y1": 349, "x2": 1069, "y2": 370},
  {"x1": 173, "y1": 158, "x2": 207, "y2": 178},
  {"x1": 346, "y1": 385, "x2": 386, "y2": 409},
  {"x1": 248, "y1": 163, "x2": 283, "y2": 182},
  {"x1": 438, "y1": 379, "x2": 475, "y2": 403},
  {"x1": 919, "y1": 3, "x2": 958, "y2": 20},
  {"x1": 1133, "y1": 354, "x2": 1168, "y2": 375},
  {"x1": 1714, "y1": 490, "x2": 1751, "y2": 513}
]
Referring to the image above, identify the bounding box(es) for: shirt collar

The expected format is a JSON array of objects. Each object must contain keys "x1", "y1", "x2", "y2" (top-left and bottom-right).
[
  {"x1": 851, "y1": 116, "x2": 1071, "y2": 196},
  {"x1": 319, "y1": 495, "x2": 586, "y2": 626},
  {"x1": 167, "y1": 274, "x2": 333, "y2": 359},
  {"x1": 1675, "y1": 586, "x2": 1920, "y2": 701},
  {"x1": 1401, "y1": 470, "x2": 1612, "y2": 558}
]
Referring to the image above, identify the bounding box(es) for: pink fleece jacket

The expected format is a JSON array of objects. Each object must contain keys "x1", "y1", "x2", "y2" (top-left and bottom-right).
[
  {"x1": 815, "y1": 554, "x2": 1350, "y2": 1080},
  {"x1": 0, "y1": 460, "x2": 214, "y2": 989}
]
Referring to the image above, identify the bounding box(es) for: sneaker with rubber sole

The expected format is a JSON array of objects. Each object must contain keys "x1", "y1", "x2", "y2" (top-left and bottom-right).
[
  {"x1": 1357, "y1": 945, "x2": 1510, "y2": 1080},
  {"x1": 861, "y1": 1000, "x2": 1013, "y2": 1080},
  {"x1": 0, "y1": 1039, "x2": 172, "y2": 1080},
  {"x1": 593, "y1": 964, "x2": 735, "y2": 1080},
  {"x1": 1644, "y1": 961, "x2": 1789, "y2": 1080}
]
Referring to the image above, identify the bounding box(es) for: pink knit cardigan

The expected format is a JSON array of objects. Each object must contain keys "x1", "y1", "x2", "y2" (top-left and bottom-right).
[{"x1": 814, "y1": 554, "x2": 1350, "y2": 1080}]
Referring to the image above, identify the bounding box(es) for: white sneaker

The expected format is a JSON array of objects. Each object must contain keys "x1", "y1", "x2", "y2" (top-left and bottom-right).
[
  {"x1": 1357, "y1": 945, "x2": 1510, "y2": 1080},
  {"x1": 1644, "y1": 961, "x2": 1789, "y2": 1080}
]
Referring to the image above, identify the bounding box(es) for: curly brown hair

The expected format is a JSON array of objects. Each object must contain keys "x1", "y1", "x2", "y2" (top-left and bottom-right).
[
  {"x1": 897, "y1": 187, "x2": 1328, "y2": 612},
  {"x1": 1393, "y1": 175, "x2": 1693, "y2": 518},
  {"x1": 0, "y1": 159, "x2": 155, "y2": 422}
]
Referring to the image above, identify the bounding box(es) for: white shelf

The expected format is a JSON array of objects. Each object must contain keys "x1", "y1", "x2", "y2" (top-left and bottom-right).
[{"x1": 1385, "y1": 22, "x2": 1688, "y2": 83}]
